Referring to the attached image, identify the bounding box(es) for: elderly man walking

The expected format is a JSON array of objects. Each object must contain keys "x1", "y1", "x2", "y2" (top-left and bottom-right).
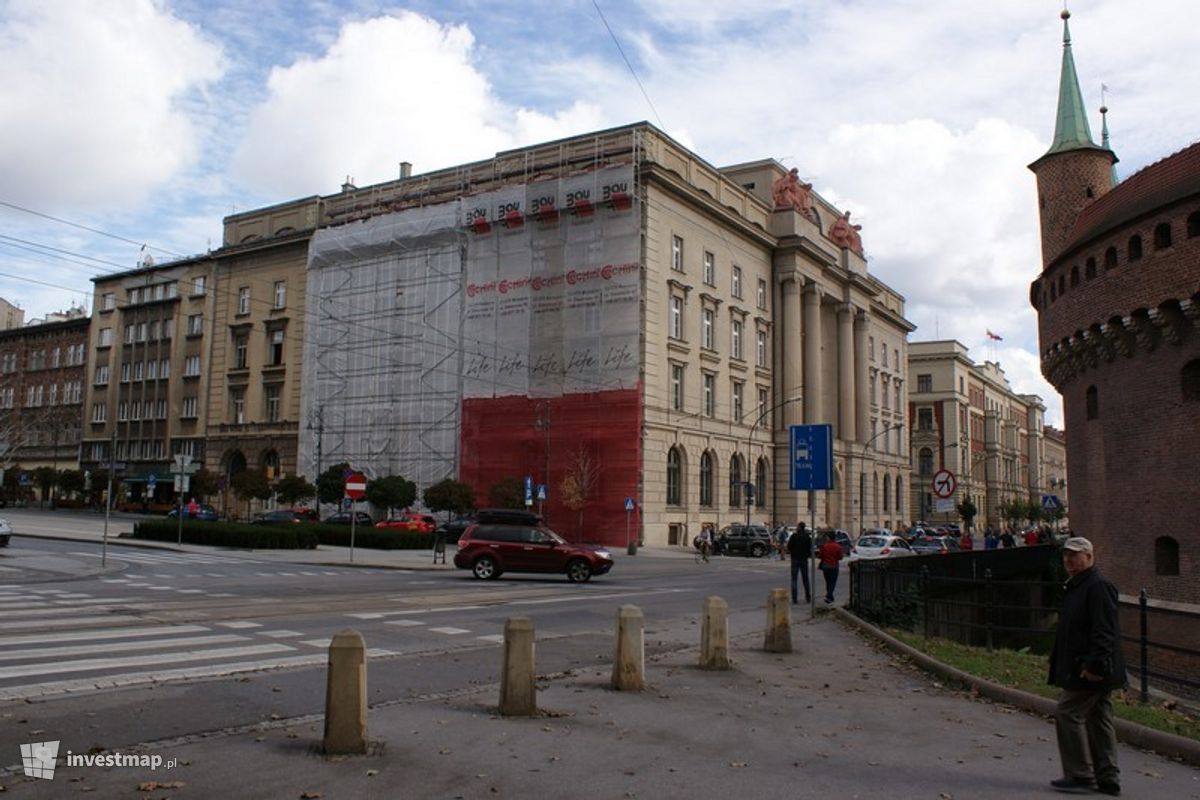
[{"x1": 1048, "y1": 537, "x2": 1126, "y2": 796}]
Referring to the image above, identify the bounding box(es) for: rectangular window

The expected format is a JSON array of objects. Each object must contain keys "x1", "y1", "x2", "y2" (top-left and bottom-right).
[
  {"x1": 187, "y1": 314, "x2": 203, "y2": 336},
  {"x1": 882, "y1": 378, "x2": 890, "y2": 410},
  {"x1": 48, "y1": 383, "x2": 57, "y2": 405},
  {"x1": 94, "y1": 365, "x2": 109, "y2": 385},
  {"x1": 101, "y1": 293, "x2": 115, "y2": 311},
  {"x1": 150, "y1": 320, "x2": 160, "y2": 340},
  {"x1": 153, "y1": 283, "x2": 164, "y2": 301},
  {"x1": 731, "y1": 266, "x2": 742, "y2": 298},
  {"x1": 230, "y1": 388, "x2": 245, "y2": 424},
  {"x1": 90, "y1": 442, "x2": 106, "y2": 462},
  {"x1": 147, "y1": 360, "x2": 157, "y2": 380},
  {"x1": 238, "y1": 287, "x2": 250, "y2": 315},
  {"x1": 137, "y1": 322, "x2": 147, "y2": 341},
  {"x1": 157, "y1": 399, "x2": 166, "y2": 419},
  {"x1": 732, "y1": 380, "x2": 744, "y2": 423},
  {"x1": 757, "y1": 279, "x2": 767, "y2": 309},
  {"x1": 167, "y1": 282, "x2": 178, "y2": 299},
  {"x1": 671, "y1": 235, "x2": 683, "y2": 272},
  {"x1": 159, "y1": 358, "x2": 169, "y2": 379},
  {"x1": 895, "y1": 382, "x2": 902, "y2": 411},
  {"x1": 756, "y1": 330, "x2": 767, "y2": 367},
  {"x1": 51, "y1": 347, "x2": 60, "y2": 367},
  {"x1": 91, "y1": 402, "x2": 106, "y2": 423},
  {"x1": 184, "y1": 355, "x2": 200, "y2": 376},
  {"x1": 917, "y1": 408, "x2": 934, "y2": 431},
  {"x1": 670, "y1": 364, "x2": 684, "y2": 411},
  {"x1": 702, "y1": 309, "x2": 714, "y2": 349},
  {"x1": 758, "y1": 387, "x2": 769, "y2": 424},
  {"x1": 133, "y1": 361, "x2": 143, "y2": 381},
  {"x1": 97, "y1": 327, "x2": 112, "y2": 347},
  {"x1": 731, "y1": 319, "x2": 743, "y2": 360},
  {"x1": 869, "y1": 336, "x2": 875, "y2": 360},
  {"x1": 265, "y1": 384, "x2": 281, "y2": 422},
  {"x1": 703, "y1": 251, "x2": 715, "y2": 286},
  {"x1": 917, "y1": 374, "x2": 932, "y2": 393},
  {"x1": 117, "y1": 401, "x2": 128, "y2": 421},
  {"x1": 192, "y1": 275, "x2": 206, "y2": 296},
  {"x1": 129, "y1": 287, "x2": 141, "y2": 305},
  {"x1": 234, "y1": 335, "x2": 248, "y2": 369},
  {"x1": 703, "y1": 373, "x2": 715, "y2": 417},
  {"x1": 182, "y1": 396, "x2": 198, "y2": 418},
  {"x1": 870, "y1": 374, "x2": 877, "y2": 405},
  {"x1": 162, "y1": 318, "x2": 173, "y2": 340},
  {"x1": 130, "y1": 401, "x2": 140, "y2": 420},
  {"x1": 882, "y1": 344, "x2": 888, "y2": 367},
  {"x1": 273, "y1": 281, "x2": 286, "y2": 309},
  {"x1": 669, "y1": 296, "x2": 683, "y2": 340},
  {"x1": 269, "y1": 329, "x2": 285, "y2": 365}
]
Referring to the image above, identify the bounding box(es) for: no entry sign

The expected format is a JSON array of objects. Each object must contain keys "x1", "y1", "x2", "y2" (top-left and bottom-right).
[{"x1": 344, "y1": 471, "x2": 367, "y2": 500}]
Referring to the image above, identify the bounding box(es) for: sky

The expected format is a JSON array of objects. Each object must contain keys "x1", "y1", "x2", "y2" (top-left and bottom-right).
[{"x1": 2, "y1": 0, "x2": 1198, "y2": 429}]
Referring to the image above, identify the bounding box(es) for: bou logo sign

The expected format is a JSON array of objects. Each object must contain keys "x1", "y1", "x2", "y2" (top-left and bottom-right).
[{"x1": 790, "y1": 424, "x2": 833, "y2": 491}]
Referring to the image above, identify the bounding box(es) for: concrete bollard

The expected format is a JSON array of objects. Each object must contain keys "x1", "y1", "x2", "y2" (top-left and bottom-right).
[
  {"x1": 499, "y1": 617, "x2": 537, "y2": 716},
  {"x1": 700, "y1": 595, "x2": 730, "y2": 670},
  {"x1": 611, "y1": 605, "x2": 646, "y2": 691},
  {"x1": 763, "y1": 588, "x2": 793, "y2": 653},
  {"x1": 323, "y1": 629, "x2": 368, "y2": 754}
]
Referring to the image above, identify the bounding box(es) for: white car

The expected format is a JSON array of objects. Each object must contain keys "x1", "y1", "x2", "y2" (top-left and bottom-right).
[{"x1": 854, "y1": 533, "x2": 915, "y2": 559}]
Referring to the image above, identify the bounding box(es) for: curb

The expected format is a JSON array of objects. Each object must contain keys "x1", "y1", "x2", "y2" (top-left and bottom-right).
[{"x1": 834, "y1": 608, "x2": 1200, "y2": 767}]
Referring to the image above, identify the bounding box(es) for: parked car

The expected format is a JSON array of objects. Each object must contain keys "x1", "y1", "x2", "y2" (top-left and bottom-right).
[
  {"x1": 709, "y1": 524, "x2": 774, "y2": 558},
  {"x1": 454, "y1": 509, "x2": 613, "y2": 582},
  {"x1": 250, "y1": 509, "x2": 309, "y2": 525},
  {"x1": 435, "y1": 516, "x2": 476, "y2": 543},
  {"x1": 166, "y1": 504, "x2": 219, "y2": 522},
  {"x1": 375, "y1": 511, "x2": 436, "y2": 534},
  {"x1": 909, "y1": 535, "x2": 962, "y2": 555},
  {"x1": 0, "y1": 517, "x2": 10, "y2": 546},
  {"x1": 322, "y1": 511, "x2": 375, "y2": 526},
  {"x1": 815, "y1": 528, "x2": 855, "y2": 558},
  {"x1": 854, "y1": 534, "x2": 916, "y2": 559},
  {"x1": 290, "y1": 507, "x2": 320, "y2": 522}
]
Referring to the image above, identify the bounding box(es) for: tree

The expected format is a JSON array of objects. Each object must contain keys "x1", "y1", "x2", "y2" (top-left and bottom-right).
[
  {"x1": 58, "y1": 469, "x2": 85, "y2": 498},
  {"x1": 33, "y1": 466, "x2": 57, "y2": 507},
  {"x1": 487, "y1": 476, "x2": 525, "y2": 509},
  {"x1": 317, "y1": 462, "x2": 351, "y2": 506},
  {"x1": 190, "y1": 467, "x2": 219, "y2": 501},
  {"x1": 366, "y1": 475, "x2": 416, "y2": 516},
  {"x1": 424, "y1": 479, "x2": 475, "y2": 517},
  {"x1": 231, "y1": 469, "x2": 272, "y2": 517},
  {"x1": 275, "y1": 473, "x2": 317, "y2": 507},
  {"x1": 559, "y1": 445, "x2": 601, "y2": 541},
  {"x1": 956, "y1": 496, "x2": 978, "y2": 532}
]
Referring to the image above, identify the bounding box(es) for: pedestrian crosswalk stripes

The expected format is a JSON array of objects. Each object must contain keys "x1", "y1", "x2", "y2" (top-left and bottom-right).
[
  {"x1": 0, "y1": 624, "x2": 211, "y2": 647},
  {"x1": 0, "y1": 643, "x2": 296, "y2": 680},
  {"x1": 0, "y1": 633, "x2": 248, "y2": 662}
]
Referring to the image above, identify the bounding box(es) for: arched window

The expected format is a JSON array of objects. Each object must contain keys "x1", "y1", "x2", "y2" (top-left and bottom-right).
[
  {"x1": 883, "y1": 474, "x2": 891, "y2": 511},
  {"x1": 1105, "y1": 246, "x2": 1118, "y2": 269},
  {"x1": 1188, "y1": 210, "x2": 1200, "y2": 238},
  {"x1": 895, "y1": 477, "x2": 903, "y2": 518},
  {"x1": 666, "y1": 447, "x2": 682, "y2": 506},
  {"x1": 729, "y1": 455, "x2": 743, "y2": 507},
  {"x1": 1183, "y1": 360, "x2": 1200, "y2": 402},
  {"x1": 1128, "y1": 235, "x2": 1143, "y2": 261},
  {"x1": 699, "y1": 451, "x2": 714, "y2": 507},
  {"x1": 1058, "y1": 275, "x2": 1065, "y2": 295},
  {"x1": 1085, "y1": 257, "x2": 1096, "y2": 280},
  {"x1": 755, "y1": 457, "x2": 769, "y2": 508},
  {"x1": 918, "y1": 447, "x2": 934, "y2": 476},
  {"x1": 1070, "y1": 265, "x2": 1080, "y2": 287},
  {"x1": 1155, "y1": 536, "x2": 1180, "y2": 576},
  {"x1": 1085, "y1": 385, "x2": 1099, "y2": 420},
  {"x1": 1154, "y1": 222, "x2": 1172, "y2": 250}
]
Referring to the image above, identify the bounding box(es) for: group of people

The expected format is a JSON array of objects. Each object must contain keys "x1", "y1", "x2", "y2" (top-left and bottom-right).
[{"x1": 784, "y1": 522, "x2": 843, "y2": 605}]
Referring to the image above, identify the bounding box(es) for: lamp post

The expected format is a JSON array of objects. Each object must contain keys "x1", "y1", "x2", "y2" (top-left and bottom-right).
[
  {"x1": 743, "y1": 394, "x2": 803, "y2": 530},
  {"x1": 856, "y1": 422, "x2": 903, "y2": 535}
]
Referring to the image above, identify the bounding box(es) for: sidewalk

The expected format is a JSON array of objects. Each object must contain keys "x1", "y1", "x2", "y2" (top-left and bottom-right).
[{"x1": 3, "y1": 611, "x2": 1198, "y2": 798}]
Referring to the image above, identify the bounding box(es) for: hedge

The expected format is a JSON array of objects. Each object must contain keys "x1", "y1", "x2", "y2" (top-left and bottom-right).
[
  {"x1": 131, "y1": 520, "x2": 433, "y2": 550},
  {"x1": 316, "y1": 526, "x2": 430, "y2": 550}
]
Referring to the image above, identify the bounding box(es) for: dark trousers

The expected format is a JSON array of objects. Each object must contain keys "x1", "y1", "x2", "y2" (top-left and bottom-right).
[
  {"x1": 790, "y1": 559, "x2": 810, "y2": 603},
  {"x1": 820, "y1": 565, "x2": 839, "y2": 602},
  {"x1": 1055, "y1": 688, "x2": 1120, "y2": 785}
]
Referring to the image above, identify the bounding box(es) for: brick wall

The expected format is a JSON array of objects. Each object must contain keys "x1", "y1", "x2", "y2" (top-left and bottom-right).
[{"x1": 1032, "y1": 149, "x2": 1115, "y2": 267}]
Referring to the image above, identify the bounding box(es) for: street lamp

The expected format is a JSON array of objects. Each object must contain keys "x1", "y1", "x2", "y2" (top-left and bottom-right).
[
  {"x1": 855, "y1": 422, "x2": 903, "y2": 535},
  {"x1": 743, "y1": 394, "x2": 803, "y2": 529}
]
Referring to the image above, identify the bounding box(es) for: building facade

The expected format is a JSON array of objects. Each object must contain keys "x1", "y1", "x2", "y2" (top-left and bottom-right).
[
  {"x1": 0, "y1": 313, "x2": 88, "y2": 483},
  {"x1": 1030, "y1": 11, "x2": 1199, "y2": 605},
  {"x1": 907, "y1": 340, "x2": 1050, "y2": 531}
]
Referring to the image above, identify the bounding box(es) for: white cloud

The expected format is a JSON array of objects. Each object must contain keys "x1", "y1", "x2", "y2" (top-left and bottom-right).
[{"x1": 0, "y1": 0, "x2": 224, "y2": 211}]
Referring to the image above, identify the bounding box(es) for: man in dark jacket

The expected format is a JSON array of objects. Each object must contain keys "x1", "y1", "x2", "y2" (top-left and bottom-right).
[
  {"x1": 787, "y1": 522, "x2": 812, "y2": 605},
  {"x1": 1048, "y1": 537, "x2": 1126, "y2": 796}
]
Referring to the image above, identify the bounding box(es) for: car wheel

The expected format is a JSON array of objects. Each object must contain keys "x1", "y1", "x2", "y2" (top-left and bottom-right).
[
  {"x1": 472, "y1": 556, "x2": 500, "y2": 580},
  {"x1": 749, "y1": 542, "x2": 767, "y2": 558},
  {"x1": 566, "y1": 559, "x2": 592, "y2": 583}
]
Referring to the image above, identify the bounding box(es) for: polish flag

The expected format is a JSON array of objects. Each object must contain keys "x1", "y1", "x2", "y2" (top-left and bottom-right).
[{"x1": 986, "y1": 330, "x2": 1003, "y2": 341}]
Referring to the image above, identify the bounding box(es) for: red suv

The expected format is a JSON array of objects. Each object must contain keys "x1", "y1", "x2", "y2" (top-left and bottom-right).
[{"x1": 453, "y1": 509, "x2": 614, "y2": 582}]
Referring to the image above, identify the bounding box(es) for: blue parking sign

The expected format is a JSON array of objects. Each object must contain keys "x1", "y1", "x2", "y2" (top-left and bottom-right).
[{"x1": 790, "y1": 424, "x2": 833, "y2": 491}]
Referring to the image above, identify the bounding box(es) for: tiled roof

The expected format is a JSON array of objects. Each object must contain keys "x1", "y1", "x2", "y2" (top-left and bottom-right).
[{"x1": 1055, "y1": 141, "x2": 1200, "y2": 265}]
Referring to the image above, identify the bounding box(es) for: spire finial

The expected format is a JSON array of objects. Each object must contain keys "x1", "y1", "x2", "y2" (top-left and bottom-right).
[{"x1": 1043, "y1": 6, "x2": 1097, "y2": 156}]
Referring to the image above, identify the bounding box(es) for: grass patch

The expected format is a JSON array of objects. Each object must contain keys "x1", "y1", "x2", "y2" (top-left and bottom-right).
[{"x1": 887, "y1": 628, "x2": 1200, "y2": 742}]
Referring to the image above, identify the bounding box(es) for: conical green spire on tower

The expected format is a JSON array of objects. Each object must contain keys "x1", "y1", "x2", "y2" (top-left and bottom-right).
[
  {"x1": 1100, "y1": 103, "x2": 1119, "y2": 186},
  {"x1": 1043, "y1": 10, "x2": 1097, "y2": 155}
]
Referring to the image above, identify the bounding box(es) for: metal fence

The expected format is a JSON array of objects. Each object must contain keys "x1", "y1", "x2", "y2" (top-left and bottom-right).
[{"x1": 849, "y1": 550, "x2": 1200, "y2": 703}]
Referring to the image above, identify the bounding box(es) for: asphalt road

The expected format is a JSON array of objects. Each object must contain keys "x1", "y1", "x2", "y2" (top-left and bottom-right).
[{"x1": 0, "y1": 530, "x2": 817, "y2": 767}]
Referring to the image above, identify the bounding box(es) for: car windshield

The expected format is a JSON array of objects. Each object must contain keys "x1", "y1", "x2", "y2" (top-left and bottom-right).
[
  {"x1": 538, "y1": 527, "x2": 568, "y2": 544},
  {"x1": 859, "y1": 536, "x2": 887, "y2": 547}
]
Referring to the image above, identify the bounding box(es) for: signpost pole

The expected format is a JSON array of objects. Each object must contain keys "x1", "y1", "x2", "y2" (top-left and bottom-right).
[
  {"x1": 350, "y1": 500, "x2": 356, "y2": 564},
  {"x1": 102, "y1": 428, "x2": 115, "y2": 568},
  {"x1": 624, "y1": 497, "x2": 637, "y2": 555}
]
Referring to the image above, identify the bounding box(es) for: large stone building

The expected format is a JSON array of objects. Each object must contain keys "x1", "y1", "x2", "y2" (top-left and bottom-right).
[
  {"x1": 0, "y1": 312, "x2": 88, "y2": 483},
  {"x1": 907, "y1": 340, "x2": 1055, "y2": 531},
  {"x1": 1030, "y1": 11, "x2": 1199, "y2": 606}
]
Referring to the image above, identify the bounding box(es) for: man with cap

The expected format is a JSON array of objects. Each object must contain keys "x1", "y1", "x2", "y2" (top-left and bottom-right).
[{"x1": 1048, "y1": 537, "x2": 1126, "y2": 796}]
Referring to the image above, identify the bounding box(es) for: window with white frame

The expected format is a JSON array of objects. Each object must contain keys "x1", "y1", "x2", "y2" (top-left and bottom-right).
[
  {"x1": 670, "y1": 364, "x2": 684, "y2": 411},
  {"x1": 117, "y1": 401, "x2": 128, "y2": 421},
  {"x1": 703, "y1": 372, "x2": 716, "y2": 417},
  {"x1": 123, "y1": 324, "x2": 135, "y2": 344},
  {"x1": 25, "y1": 386, "x2": 33, "y2": 406},
  {"x1": 184, "y1": 355, "x2": 200, "y2": 376},
  {"x1": 192, "y1": 275, "x2": 206, "y2": 296},
  {"x1": 868, "y1": 336, "x2": 875, "y2": 360},
  {"x1": 98, "y1": 327, "x2": 112, "y2": 347},
  {"x1": 67, "y1": 381, "x2": 81, "y2": 403},
  {"x1": 703, "y1": 251, "x2": 715, "y2": 286},
  {"x1": 273, "y1": 281, "x2": 286, "y2": 309},
  {"x1": 230, "y1": 388, "x2": 245, "y2": 424},
  {"x1": 89, "y1": 442, "x2": 106, "y2": 461},
  {"x1": 265, "y1": 384, "x2": 281, "y2": 422},
  {"x1": 758, "y1": 387, "x2": 768, "y2": 423},
  {"x1": 894, "y1": 381, "x2": 901, "y2": 411},
  {"x1": 731, "y1": 319, "x2": 743, "y2": 359},
  {"x1": 153, "y1": 283, "x2": 164, "y2": 301},
  {"x1": 669, "y1": 296, "x2": 683, "y2": 340},
  {"x1": 101, "y1": 292, "x2": 115, "y2": 311},
  {"x1": 137, "y1": 322, "x2": 147, "y2": 341},
  {"x1": 268, "y1": 329, "x2": 285, "y2": 365},
  {"x1": 671, "y1": 235, "x2": 684, "y2": 272},
  {"x1": 870, "y1": 373, "x2": 877, "y2": 404},
  {"x1": 187, "y1": 314, "x2": 203, "y2": 336},
  {"x1": 702, "y1": 309, "x2": 714, "y2": 349},
  {"x1": 130, "y1": 400, "x2": 140, "y2": 420},
  {"x1": 882, "y1": 344, "x2": 888, "y2": 367},
  {"x1": 181, "y1": 396, "x2": 198, "y2": 418},
  {"x1": 147, "y1": 360, "x2": 157, "y2": 380},
  {"x1": 756, "y1": 330, "x2": 767, "y2": 367},
  {"x1": 882, "y1": 376, "x2": 890, "y2": 409},
  {"x1": 156, "y1": 399, "x2": 166, "y2": 419},
  {"x1": 757, "y1": 279, "x2": 766, "y2": 309},
  {"x1": 234, "y1": 335, "x2": 248, "y2": 369},
  {"x1": 48, "y1": 384, "x2": 57, "y2": 405},
  {"x1": 51, "y1": 347, "x2": 60, "y2": 367},
  {"x1": 732, "y1": 380, "x2": 744, "y2": 422},
  {"x1": 731, "y1": 265, "x2": 742, "y2": 298},
  {"x1": 160, "y1": 358, "x2": 170, "y2": 378},
  {"x1": 94, "y1": 365, "x2": 109, "y2": 385},
  {"x1": 91, "y1": 402, "x2": 106, "y2": 423},
  {"x1": 238, "y1": 287, "x2": 250, "y2": 315}
]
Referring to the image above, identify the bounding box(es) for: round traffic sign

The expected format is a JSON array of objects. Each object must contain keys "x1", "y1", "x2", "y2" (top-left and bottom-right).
[
  {"x1": 344, "y1": 471, "x2": 367, "y2": 501},
  {"x1": 931, "y1": 469, "x2": 957, "y2": 498}
]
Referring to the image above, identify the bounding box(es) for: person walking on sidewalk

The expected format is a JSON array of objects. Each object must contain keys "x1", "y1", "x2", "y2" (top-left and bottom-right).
[
  {"x1": 1048, "y1": 537, "x2": 1126, "y2": 796},
  {"x1": 817, "y1": 530, "x2": 844, "y2": 604},
  {"x1": 788, "y1": 522, "x2": 812, "y2": 604}
]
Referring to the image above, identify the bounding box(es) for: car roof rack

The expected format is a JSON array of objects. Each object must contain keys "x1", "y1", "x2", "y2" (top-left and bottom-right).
[{"x1": 473, "y1": 508, "x2": 542, "y2": 525}]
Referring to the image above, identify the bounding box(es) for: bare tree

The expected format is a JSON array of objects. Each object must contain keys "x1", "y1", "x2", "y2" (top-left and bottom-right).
[{"x1": 558, "y1": 444, "x2": 601, "y2": 541}]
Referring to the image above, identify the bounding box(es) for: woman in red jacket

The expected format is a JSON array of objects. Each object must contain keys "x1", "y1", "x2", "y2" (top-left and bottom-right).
[{"x1": 817, "y1": 531, "x2": 844, "y2": 604}]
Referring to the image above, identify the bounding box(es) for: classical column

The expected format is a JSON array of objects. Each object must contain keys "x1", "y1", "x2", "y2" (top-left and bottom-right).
[
  {"x1": 802, "y1": 282, "x2": 823, "y2": 424},
  {"x1": 837, "y1": 303, "x2": 856, "y2": 442},
  {"x1": 853, "y1": 310, "x2": 869, "y2": 444},
  {"x1": 781, "y1": 277, "x2": 803, "y2": 427}
]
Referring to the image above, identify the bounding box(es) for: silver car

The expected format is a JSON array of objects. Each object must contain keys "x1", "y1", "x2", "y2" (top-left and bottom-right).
[{"x1": 854, "y1": 534, "x2": 915, "y2": 559}]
